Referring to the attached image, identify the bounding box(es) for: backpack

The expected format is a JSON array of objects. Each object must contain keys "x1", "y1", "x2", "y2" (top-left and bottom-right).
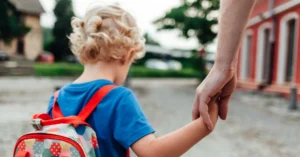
[{"x1": 13, "y1": 85, "x2": 130, "y2": 157}]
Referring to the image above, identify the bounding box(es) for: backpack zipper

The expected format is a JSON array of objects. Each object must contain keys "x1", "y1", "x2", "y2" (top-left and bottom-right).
[{"x1": 13, "y1": 133, "x2": 86, "y2": 157}]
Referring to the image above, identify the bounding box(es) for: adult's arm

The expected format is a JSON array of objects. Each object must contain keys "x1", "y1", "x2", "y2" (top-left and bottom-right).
[
  {"x1": 215, "y1": 0, "x2": 257, "y2": 69},
  {"x1": 192, "y1": 0, "x2": 256, "y2": 130}
]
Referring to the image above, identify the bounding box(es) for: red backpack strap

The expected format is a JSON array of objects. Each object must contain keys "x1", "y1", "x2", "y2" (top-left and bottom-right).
[
  {"x1": 126, "y1": 149, "x2": 130, "y2": 157},
  {"x1": 78, "y1": 85, "x2": 116, "y2": 121},
  {"x1": 52, "y1": 90, "x2": 64, "y2": 118},
  {"x1": 52, "y1": 85, "x2": 115, "y2": 120}
]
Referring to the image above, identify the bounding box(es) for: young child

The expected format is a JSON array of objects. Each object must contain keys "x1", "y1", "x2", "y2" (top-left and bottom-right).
[{"x1": 47, "y1": 5, "x2": 219, "y2": 157}]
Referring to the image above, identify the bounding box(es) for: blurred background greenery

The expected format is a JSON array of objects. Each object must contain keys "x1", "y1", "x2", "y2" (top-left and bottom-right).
[{"x1": 0, "y1": 0, "x2": 219, "y2": 79}]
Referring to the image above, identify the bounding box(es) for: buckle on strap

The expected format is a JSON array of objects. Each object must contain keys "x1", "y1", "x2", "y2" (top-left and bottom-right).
[{"x1": 31, "y1": 119, "x2": 43, "y2": 130}]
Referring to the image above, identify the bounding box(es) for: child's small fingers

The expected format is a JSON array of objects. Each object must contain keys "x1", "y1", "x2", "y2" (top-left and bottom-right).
[
  {"x1": 207, "y1": 93, "x2": 221, "y2": 114},
  {"x1": 209, "y1": 93, "x2": 221, "y2": 105}
]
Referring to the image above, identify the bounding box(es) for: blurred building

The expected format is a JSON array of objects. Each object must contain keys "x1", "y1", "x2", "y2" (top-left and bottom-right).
[
  {"x1": 145, "y1": 45, "x2": 193, "y2": 58},
  {"x1": 0, "y1": 0, "x2": 44, "y2": 60},
  {"x1": 237, "y1": 0, "x2": 300, "y2": 98}
]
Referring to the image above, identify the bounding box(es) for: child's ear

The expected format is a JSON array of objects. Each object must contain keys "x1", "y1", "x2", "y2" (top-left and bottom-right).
[{"x1": 121, "y1": 48, "x2": 135, "y2": 64}]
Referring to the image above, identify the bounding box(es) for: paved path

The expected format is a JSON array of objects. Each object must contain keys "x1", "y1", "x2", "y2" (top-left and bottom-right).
[{"x1": 0, "y1": 77, "x2": 299, "y2": 157}]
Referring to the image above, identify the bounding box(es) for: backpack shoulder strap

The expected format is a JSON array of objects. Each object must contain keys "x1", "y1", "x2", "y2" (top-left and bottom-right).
[
  {"x1": 78, "y1": 85, "x2": 116, "y2": 121},
  {"x1": 52, "y1": 85, "x2": 116, "y2": 120},
  {"x1": 52, "y1": 90, "x2": 64, "y2": 118}
]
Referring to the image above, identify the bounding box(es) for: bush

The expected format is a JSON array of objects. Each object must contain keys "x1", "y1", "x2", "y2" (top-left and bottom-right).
[
  {"x1": 34, "y1": 63, "x2": 83, "y2": 76},
  {"x1": 34, "y1": 63, "x2": 201, "y2": 78},
  {"x1": 130, "y1": 66, "x2": 199, "y2": 78}
]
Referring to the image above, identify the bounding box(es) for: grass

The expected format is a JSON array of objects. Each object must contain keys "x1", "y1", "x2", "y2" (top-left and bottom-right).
[{"x1": 34, "y1": 63, "x2": 201, "y2": 78}]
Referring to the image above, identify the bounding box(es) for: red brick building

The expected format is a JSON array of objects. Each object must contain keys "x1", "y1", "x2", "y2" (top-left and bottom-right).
[{"x1": 237, "y1": 0, "x2": 300, "y2": 98}]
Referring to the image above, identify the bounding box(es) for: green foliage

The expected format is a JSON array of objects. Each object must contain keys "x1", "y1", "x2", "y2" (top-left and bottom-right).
[
  {"x1": 43, "y1": 27, "x2": 54, "y2": 51},
  {"x1": 154, "y1": 0, "x2": 219, "y2": 45},
  {"x1": 0, "y1": 0, "x2": 11, "y2": 42},
  {"x1": 34, "y1": 63, "x2": 200, "y2": 78},
  {"x1": 49, "y1": 0, "x2": 75, "y2": 61},
  {"x1": 144, "y1": 33, "x2": 160, "y2": 46},
  {"x1": 34, "y1": 63, "x2": 83, "y2": 76},
  {"x1": 0, "y1": 0, "x2": 30, "y2": 43},
  {"x1": 8, "y1": 14, "x2": 31, "y2": 37},
  {"x1": 192, "y1": 55, "x2": 207, "y2": 80},
  {"x1": 131, "y1": 66, "x2": 200, "y2": 78}
]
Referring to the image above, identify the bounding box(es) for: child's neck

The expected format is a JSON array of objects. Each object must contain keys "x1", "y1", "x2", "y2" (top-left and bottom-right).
[{"x1": 74, "y1": 62, "x2": 117, "y2": 84}]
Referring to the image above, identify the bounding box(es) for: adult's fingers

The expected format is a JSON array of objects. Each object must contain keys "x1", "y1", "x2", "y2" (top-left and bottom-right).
[
  {"x1": 218, "y1": 95, "x2": 231, "y2": 120},
  {"x1": 199, "y1": 96, "x2": 213, "y2": 131},
  {"x1": 192, "y1": 94, "x2": 200, "y2": 120}
]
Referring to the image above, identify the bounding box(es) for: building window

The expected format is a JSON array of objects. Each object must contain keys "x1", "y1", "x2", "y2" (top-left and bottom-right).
[
  {"x1": 263, "y1": 29, "x2": 271, "y2": 80},
  {"x1": 278, "y1": 13, "x2": 298, "y2": 84},
  {"x1": 240, "y1": 31, "x2": 253, "y2": 81},
  {"x1": 285, "y1": 19, "x2": 296, "y2": 82},
  {"x1": 256, "y1": 23, "x2": 272, "y2": 83}
]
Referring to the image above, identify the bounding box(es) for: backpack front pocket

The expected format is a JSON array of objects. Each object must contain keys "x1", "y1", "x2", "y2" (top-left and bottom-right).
[{"x1": 14, "y1": 133, "x2": 85, "y2": 157}]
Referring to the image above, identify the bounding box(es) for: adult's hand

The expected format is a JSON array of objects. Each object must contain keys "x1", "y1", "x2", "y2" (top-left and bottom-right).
[
  {"x1": 192, "y1": 0, "x2": 255, "y2": 130},
  {"x1": 192, "y1": 65, "x2": 237, "y2": 130}
]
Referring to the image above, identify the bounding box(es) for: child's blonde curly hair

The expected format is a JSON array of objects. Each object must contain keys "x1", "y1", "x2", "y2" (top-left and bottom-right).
[{"x1": 69, "y1": 5, "x2": 145, "y2": 64}]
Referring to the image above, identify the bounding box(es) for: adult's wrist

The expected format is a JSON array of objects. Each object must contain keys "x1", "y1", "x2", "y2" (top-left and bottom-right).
[
  {"x1": 213, "y1": 61, "x2": 236, "y2": 73},
  {"x1": 214, "y1": 51, "x2": 238, "y2": 71},
  {"x1": 209, "y1": 62, "x2": 236, "y2": 81}
]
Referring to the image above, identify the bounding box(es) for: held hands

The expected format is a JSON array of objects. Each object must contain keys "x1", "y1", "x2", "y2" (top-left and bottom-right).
[
  {"x1": 192, "y1": 65, "x2": 237, "y2": 130},
  {"x1": 206, "y1": 93, "x2": 221, "y2": 129}
]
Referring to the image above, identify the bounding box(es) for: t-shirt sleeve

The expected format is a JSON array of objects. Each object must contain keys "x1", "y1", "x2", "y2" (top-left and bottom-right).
[{"x1": 113, "y1": 88, "x2": 155, "y2": 149}]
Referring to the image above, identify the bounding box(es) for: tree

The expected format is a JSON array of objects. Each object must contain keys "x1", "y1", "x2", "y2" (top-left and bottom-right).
[
  {"x1": 0, "y1": 0, "x2": 30, "y2": 43},
  {"x1": 43, "y1": 27, "x2": 54, "y2": 51},
  {"x1": 144, "y1": 33, "x2": 160, "y2": 46},
  {"x1": 154, "y1": 0, "x2": 219, "y2": 46},
  {"x1": 50, "y1": 0, "x2": 74, "y2": 61},
  {"x1": 0, "y1": 0, "x2": 11, "y2": 42}
]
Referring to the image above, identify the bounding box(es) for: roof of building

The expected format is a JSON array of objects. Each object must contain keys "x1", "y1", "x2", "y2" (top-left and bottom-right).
[{"x1": 9, "y1": 0, "x2": 44, "y2": 15}]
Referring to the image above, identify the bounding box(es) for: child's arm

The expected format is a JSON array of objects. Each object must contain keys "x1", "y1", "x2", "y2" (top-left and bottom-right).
[{"x1": 131, "y1": 95, "x2": 219, "y2": 157}]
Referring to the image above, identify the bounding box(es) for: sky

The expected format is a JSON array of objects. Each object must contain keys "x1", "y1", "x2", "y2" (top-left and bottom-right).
[{"x1": 39, "y1": 0, "x2": 202, "y2": 50}]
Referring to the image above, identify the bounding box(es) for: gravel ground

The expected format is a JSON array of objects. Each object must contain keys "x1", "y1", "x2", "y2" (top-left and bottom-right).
[{"x1": 0, "y1": 77, "x2": 299, "y2": 157}]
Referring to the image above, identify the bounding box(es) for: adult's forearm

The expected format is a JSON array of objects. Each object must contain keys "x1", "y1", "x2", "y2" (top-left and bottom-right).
[{"x1": 215, "y1": 0, "x2": 256, "y2": 69}]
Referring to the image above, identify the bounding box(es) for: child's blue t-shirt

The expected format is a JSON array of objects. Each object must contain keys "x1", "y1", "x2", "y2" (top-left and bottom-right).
[{"x1": 47, "y1": 79, "x2": 155, "y2": 157}]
